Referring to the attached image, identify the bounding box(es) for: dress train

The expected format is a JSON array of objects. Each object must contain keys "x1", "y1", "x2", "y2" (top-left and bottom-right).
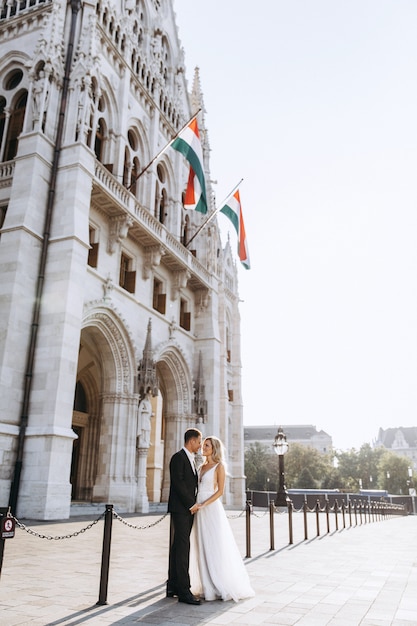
[{"x1": 190, "y1": 464, "x2": 255, "y2": 602}]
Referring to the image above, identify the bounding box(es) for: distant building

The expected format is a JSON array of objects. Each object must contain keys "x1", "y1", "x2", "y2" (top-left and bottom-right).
[
  {"x1": 375, "y1": 428, "x2": 417, "y2": 469},
  {"x1": 244, "y1": 425, "x2": 332, "y2": 454}
]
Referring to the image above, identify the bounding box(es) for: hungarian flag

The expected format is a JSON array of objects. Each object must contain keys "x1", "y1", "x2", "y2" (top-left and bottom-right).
[
  {"x1": 171, "y1": 118, "x2": 207, "y2": 214},
  {"x1": 220, "y1": 190, "x2": 250, "y2": 269}
]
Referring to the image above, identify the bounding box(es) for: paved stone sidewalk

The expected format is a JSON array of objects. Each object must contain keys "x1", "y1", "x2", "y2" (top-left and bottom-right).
[{"x1": 0, "y1": 508, "x2": 416, "y2": 625}]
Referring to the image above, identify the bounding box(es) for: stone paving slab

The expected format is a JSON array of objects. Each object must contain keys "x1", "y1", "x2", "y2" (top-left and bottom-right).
[{"x1": 0, "y1": 509, "x2": 416, "y2": 625}]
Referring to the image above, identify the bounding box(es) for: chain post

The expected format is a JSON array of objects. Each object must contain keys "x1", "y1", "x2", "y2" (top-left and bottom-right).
[
  {"x1": 245, "y1": 500, "x2": 251, "y2": 558},
  {"x1": 269, "y1": 501, "x2": 275, "y2": 550},
  {"x1": 303, "y1": 498, "x2": 308, "y2": 540},
  {"x1": 315, "y1": 499, "x2": 320, "y2": 537},
  {"x1": 325, "y1": 498, "x2": 330, "y2": 534},
  {"x1": 0, "y1": 507, "x2": 7, "y2": 579},
  {"x1": 97, "y1": 504, "x2": 113, "y2": 606},
  {"x1": 287, "y1": 500, "x2": 293, "y2": 545}
]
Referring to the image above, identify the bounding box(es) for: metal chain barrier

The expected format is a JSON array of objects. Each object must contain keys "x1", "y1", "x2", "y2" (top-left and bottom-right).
[
  {"x1": 12, "y1": 513, "x2": 105, "y2": 540},
  {"x1": 226, "y1": 508, "x2": 247, "y2": 519},
  {"x1": 112, "y1": 510, "x2": 168, "y2": 529}
]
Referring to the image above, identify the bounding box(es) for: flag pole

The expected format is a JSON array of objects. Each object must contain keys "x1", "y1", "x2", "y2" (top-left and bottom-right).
[
  {"x1": 185, "y1": 178, "x2": 243, "y2": 248},
  {"x1": 128, "y1": 109, "x2": 202, "y2": 189}
]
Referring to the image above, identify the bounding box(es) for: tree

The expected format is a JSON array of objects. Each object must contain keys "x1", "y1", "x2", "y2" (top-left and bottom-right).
[
  {"x1": 377, "y1": 450, "x2": 410, "y2": 494},
  {"x1": 244, "y1": 442, "x2": 276, "y2": 490},
  {"x1": 357, "y1": 443, "x2": 384, "y2": 490},
  {"x1": 297, "y1": 466, "x2": 317, "y2": 489},
  {"x1": 334, "y1": 448, "x2": 361, "y2": 492},
  {"x1": 284, "y1": 443, "x2": 333, "y2": 489},
  {"x1": 244, "y1": 439, "x2": 413, "y2": 496}
]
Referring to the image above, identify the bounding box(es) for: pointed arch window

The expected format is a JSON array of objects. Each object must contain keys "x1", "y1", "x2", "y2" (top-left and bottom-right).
[
  {"x1": 0, "y1": 97, "x2": 5, "y2": 154},
  {"x1": 124, "y1": 127, "x2": 143, "y2": 197},
  {"x1": 155, "y1": 163, "x2": 168, "y2": 224},
  {"x1": 4, "y1": 91, "x2": 27, "y2": 161},
  {"x1": 131, "y1": 157, "x2": 140, "y2": 196},
  {"x1": 94, "y1": 118, "x2": 105, "y2": 162},
  {"x1": 123, "y1": 146, "x2": 130, "y2": 188},
  {"x1": 226, "y1": 326, "x2": 231, "y2": 362},
  {"x1": 158, "y1": 188, "x2": 167, "y2": 224},
  {"x1": 182, "y1": 214, "x2": 190, "y2": 246}
]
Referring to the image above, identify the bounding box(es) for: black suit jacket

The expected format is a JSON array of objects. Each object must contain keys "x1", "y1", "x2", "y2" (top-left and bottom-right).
[{"x1": 168, "y1": 449, "x2": 198, "y2": 514}]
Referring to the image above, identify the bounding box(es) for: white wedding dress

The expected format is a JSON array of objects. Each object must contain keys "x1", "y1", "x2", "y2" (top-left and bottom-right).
[{"x1": 190, "y1": 464, "x2": 255, "y2": 602}]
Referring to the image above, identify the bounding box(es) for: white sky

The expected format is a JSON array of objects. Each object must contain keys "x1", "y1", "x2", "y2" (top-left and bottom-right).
[{"x1": 173, "y1": 0, "x2": 417, "y2": 451}]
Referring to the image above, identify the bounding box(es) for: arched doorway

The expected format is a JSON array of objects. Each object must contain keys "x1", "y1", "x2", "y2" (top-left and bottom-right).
[
  {"x1": 150, "y1": 347, "x2": 195, "y2": 503},
  {"x1": 72, "y1": 306, "x2": 137, "y2": 510}
]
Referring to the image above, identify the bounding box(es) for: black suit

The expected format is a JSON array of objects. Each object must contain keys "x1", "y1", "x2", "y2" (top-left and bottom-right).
[{"x1": 167, "y1": 448, "x2": 198, "y2": 597}]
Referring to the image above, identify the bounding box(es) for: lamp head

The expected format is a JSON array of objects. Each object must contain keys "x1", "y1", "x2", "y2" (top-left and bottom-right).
[{"x1": 273, "y1": 427, "x2": 289, "y2": 456}]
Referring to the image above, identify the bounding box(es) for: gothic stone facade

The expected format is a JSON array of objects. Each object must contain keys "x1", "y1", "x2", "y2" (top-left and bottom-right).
[
  {"x1": 0, "y1": 0, "x2": 245, "y2": 520},
  {"x1": 375, "y1": 427, "x2": 417, "y2": 470}
]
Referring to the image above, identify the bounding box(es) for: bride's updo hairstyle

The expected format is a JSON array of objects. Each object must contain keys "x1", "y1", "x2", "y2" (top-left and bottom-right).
[{"x1": 205, "y1": 436, "x2": 224, "y2": 464}]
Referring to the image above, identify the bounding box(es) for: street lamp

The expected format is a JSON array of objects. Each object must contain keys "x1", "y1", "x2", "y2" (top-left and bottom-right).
[
  {"x1": 408, "y1": 467, "x2": 416, "y2": 515},
  {"x1": 408, "y1": 467, "x2": 415, "y2": 494},
  {"x1": 273, "y1": 427, "x2": 289, "y2": 507}
]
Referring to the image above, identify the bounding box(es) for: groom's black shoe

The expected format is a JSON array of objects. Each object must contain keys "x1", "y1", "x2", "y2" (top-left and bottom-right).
[{"x1": 178, "y1": 592, "x2": 201, "y2": 605}]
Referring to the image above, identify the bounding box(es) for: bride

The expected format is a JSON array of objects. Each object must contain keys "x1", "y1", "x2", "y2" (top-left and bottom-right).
[{"x1": 189, "y1": 436, "x2": 255, "y2": 602}]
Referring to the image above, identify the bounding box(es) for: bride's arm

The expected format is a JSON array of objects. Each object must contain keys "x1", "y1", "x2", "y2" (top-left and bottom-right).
[{"x1": 197, "y1": 463, "x2": 226, "y2": 509}]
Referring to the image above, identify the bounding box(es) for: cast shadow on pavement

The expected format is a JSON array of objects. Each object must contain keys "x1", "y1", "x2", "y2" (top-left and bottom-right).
[{"x1": 45, "y1": 583, "x2": 236, "y2": 626}]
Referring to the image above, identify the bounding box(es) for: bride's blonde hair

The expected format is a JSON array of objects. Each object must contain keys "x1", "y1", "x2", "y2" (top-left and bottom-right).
[{"x1": 204, "y1": 436, "x2": 225, "y2": 464}]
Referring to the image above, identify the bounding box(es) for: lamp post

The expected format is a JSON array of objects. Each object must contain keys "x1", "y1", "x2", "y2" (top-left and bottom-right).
[
  {"x1": 407, "y1": 467, "x2": 413, "y2": 490},
  {"x1": 408, "y1": 467, "x2": 416, "y2": 515},
  {"x1": 273, "y1": 427, "x2": 289, "y2": 507}
]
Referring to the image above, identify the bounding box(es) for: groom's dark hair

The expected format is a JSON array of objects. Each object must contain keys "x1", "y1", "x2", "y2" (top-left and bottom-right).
[{"x1": 184, "y1": 428, "x2": 202, "y2": 444}]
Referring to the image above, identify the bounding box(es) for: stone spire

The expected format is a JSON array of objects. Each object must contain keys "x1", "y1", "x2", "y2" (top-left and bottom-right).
[
  {"x1": 190, "y1": 67, "x2": 209, "y2": 150},
  {"x1": 137, "y1": 319, "x2": 159, "y2": 398},
  {"x1": 193, "y1": 351, "x2": 207, "y2": 423}
]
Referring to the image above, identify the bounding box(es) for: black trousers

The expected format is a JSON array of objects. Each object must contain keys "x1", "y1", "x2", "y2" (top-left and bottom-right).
[{"x1": 168, "y1": 512, "x2": 194, "y2": 596}]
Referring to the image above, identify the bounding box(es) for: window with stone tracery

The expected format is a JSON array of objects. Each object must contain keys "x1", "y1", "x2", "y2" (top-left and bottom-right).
[
  {"x1": 155, "y1": 163, "x2": 168, "y2": 224},
  {"x1": 123, "y1": 127, "x2": 143, "y2": 198},
  {"x1": 0, "y1": 205, "x2": 7, "y2": 236},
  {"x1": 3, "y1": 91, "x2": 27, "y2": 161},
  {"x1": 0, "y1": 68, "x2": 27, "y2": 162},
  {"x1": 94, "y1": 118, "x2": 106, "y2": 162},
  {"x1": 0, "y1": 97, "x2": 5, "y2": 152}
]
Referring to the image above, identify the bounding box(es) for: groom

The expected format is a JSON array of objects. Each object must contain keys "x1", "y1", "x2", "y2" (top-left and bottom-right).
[{"x1": 167, "y1": 427, "x2": 202, "y2": 605}]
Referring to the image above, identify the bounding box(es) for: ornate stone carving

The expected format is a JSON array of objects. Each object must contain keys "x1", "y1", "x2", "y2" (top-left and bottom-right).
[
  {"x1": 142, "y1": 245, "x2": 165, "y2": 279},
  {"x1": 107, "y1": 215, "x2": 134, "y2": 254},
  {"x1": 195, "y1": 288, "x2": 210, "y2": 316},
  {"x1": 103, "y1": 275, "x2": 114, "y2": 302},
  {"x1": 83, "y1": 305, "x2": 135, "y2": 395},
  {"x1": 171, "y1": 269, "x2": 190, "y2": 301}
]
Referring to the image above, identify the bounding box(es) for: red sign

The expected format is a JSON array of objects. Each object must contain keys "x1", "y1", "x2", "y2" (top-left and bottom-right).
[{"x1": 1, "y1": 516, "x2": 15, "y2": 539}]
